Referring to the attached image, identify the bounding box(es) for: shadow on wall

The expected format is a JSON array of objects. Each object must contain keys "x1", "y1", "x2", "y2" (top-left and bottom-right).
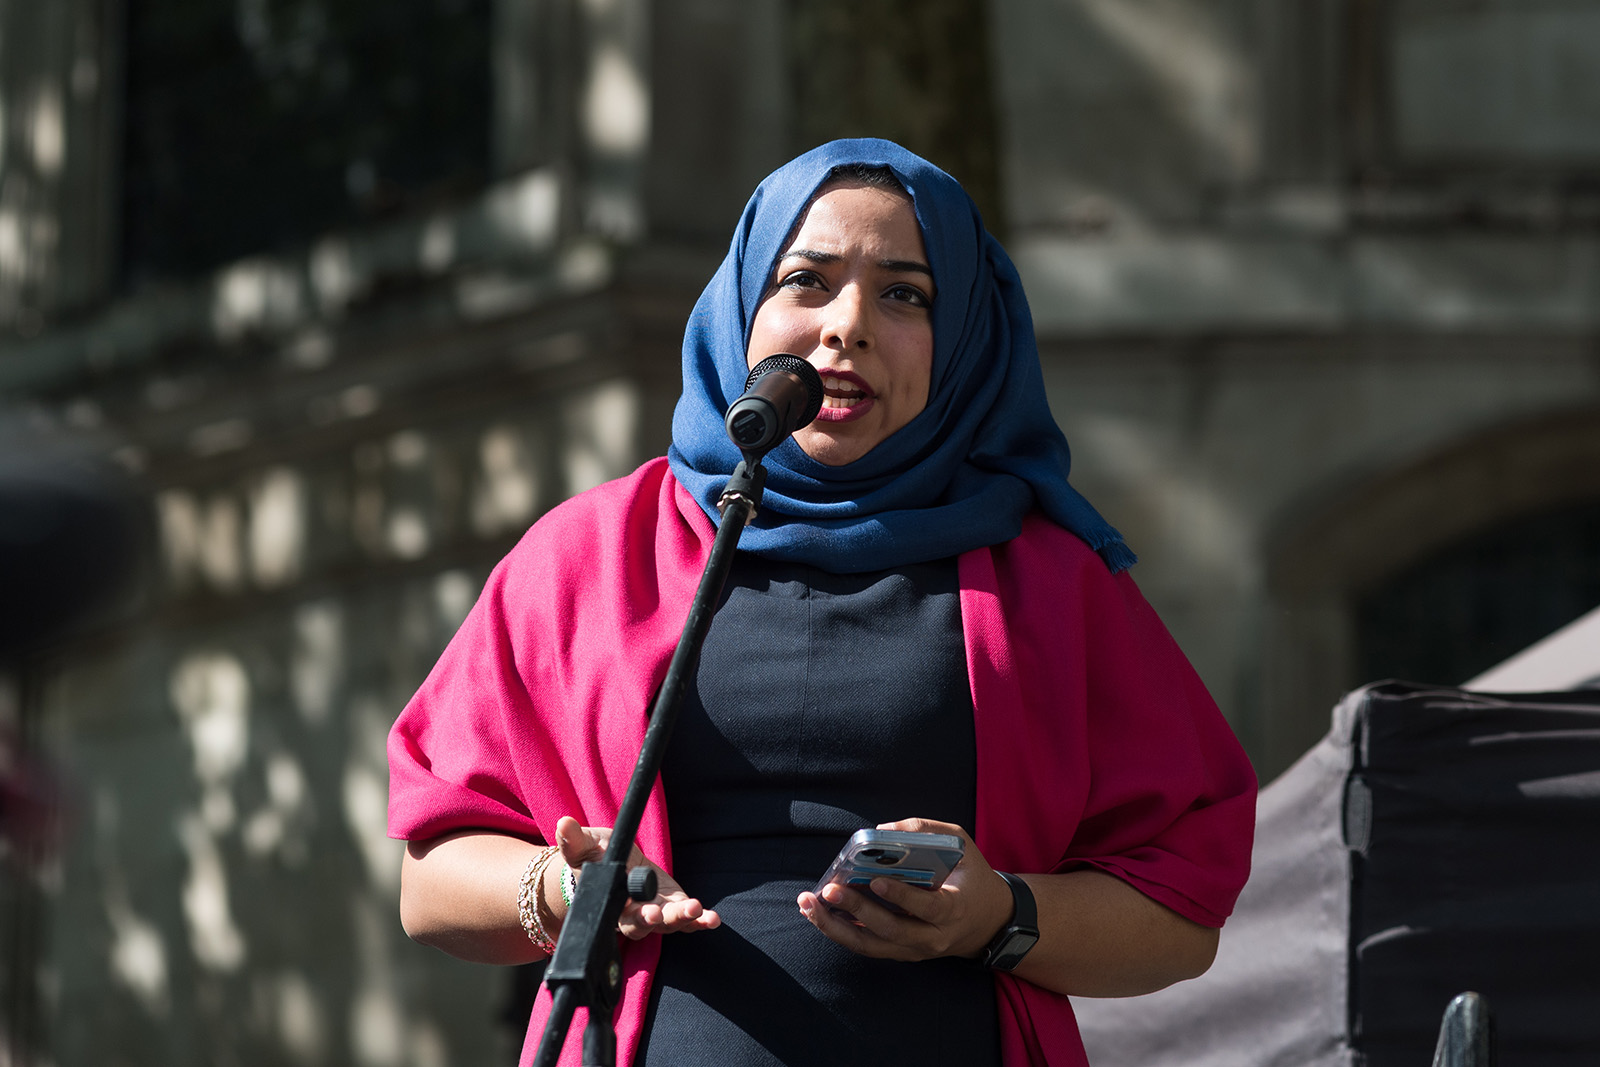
[
  {"x1": 993, "y1": 0, "x2": 1259, "y2": 230},
  {"x1": 153, "y1": 379, "x2": 638, "y2": 596},
  {"x1": 4, "y1": 374, "x2": 648, "y2": 1066}
]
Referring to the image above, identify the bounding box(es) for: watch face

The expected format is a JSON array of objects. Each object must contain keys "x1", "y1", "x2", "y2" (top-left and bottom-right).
[{"x1": 991, "y1": 929, "x2": 1040, "y2": 971}]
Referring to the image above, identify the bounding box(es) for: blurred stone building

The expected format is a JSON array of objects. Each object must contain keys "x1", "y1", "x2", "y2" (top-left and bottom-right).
[{"x1": 1, "y1": 1, "x2": 1598, "y2": 1064}]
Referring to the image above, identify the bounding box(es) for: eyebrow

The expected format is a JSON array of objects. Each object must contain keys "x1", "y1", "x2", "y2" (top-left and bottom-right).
[{"x1": 779, "y1": 248, "x2": 934, "y2": 279}]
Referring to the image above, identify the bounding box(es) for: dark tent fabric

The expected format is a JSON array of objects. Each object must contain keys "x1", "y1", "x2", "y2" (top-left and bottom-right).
[{"x1": 1073, "y1": 681, "x2": 1600, "y2": 1067}]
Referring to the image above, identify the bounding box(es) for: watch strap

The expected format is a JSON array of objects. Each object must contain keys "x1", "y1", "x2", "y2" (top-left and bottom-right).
[{"x1": 983, "y1": 871, "x2": 1039, "y2": 971}]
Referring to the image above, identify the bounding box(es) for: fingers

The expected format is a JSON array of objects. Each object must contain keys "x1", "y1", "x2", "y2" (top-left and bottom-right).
[
  {"x1": 550, "y1": 816, "x2": 722, "y2": 940},
  {"x1": 799, "y1": 863, "x2": 991, "y2": 961},
  {"x1": 618, "y1": 894, "x2": 721, "y2": 940},
  {"x1": 875, "y1": 817, "x2": 970, "y2": 843},
  {"x1": 552, "y1": 819, "x2": 653, "y2": 884},
  {"x1": 554, "y1": 816, "x2": 606, "y2": 867},
  {"x1": 863, "y1": 874, "x2": 943, "y2": 922},
  {"x1": 798, "y1": 885, "x2": 927, "y2": 961}
]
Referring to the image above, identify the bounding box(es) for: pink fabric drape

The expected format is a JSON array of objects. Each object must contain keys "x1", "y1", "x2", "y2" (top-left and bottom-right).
[{"x1": 388, "y1": 458, "x2": 1256, "y2": 1066}]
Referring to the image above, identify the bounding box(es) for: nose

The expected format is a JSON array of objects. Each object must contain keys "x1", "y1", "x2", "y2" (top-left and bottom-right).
[{"x1": 822, "y1": 283, "x2": 872, "y2": 352}]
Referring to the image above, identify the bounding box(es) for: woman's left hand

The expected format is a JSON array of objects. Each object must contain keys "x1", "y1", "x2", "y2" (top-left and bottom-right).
[
  {"x1": 796, "y1": 817, "x2": 1014, "y2": 962},
  {"x1": 555, "y1": 816, "x2": 720, "y2": 940}
]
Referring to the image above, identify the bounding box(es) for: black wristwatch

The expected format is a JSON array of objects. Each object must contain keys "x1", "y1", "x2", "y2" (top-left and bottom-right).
[{"x1": 982, "y1": 871, "x2": 1040, "y2": 971}]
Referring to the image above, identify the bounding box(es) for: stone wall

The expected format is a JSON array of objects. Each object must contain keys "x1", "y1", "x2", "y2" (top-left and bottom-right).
[
  {"x1": 0, "y1": 2, "x2": 695, "y2": 1061},
  {"x1": 991, "y1": 0, "x2": 1600, "y2": 772}
]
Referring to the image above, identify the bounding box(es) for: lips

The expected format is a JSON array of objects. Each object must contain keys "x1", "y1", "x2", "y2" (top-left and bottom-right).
[{"x1": 813, "y1": 369, "x2": 876, "y2": 423}]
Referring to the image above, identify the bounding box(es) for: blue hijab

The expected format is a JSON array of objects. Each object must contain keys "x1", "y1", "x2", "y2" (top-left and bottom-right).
[{"x1": 667, "y1": 139, "x2": 1134, "y2": 574}]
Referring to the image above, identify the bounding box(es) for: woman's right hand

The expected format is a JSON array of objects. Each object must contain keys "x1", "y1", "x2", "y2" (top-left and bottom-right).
[{"x1": 554, "y1": 816, "x2": 721, "y2": 940}]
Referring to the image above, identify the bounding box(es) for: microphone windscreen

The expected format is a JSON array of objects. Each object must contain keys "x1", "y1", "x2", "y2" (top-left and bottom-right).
[{"x1": 743, "y1": 354, "x2": 824, "y2": 428}]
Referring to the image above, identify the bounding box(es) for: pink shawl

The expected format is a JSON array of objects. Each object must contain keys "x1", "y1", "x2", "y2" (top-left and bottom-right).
[{"x1": 388, "y1": 458, "x2": 1256, "y2": 1066}]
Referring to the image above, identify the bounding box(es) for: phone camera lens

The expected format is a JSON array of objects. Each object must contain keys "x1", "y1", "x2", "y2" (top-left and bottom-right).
[
  {"x1": 874, "y1": 852, "x2": 902, "y2": 866},
  {"x1": 858, "y1": 848, "x2": 883, "y2": 860}
]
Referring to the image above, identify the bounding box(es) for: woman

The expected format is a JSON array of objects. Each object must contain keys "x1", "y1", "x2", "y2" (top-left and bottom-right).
[{"x1": 389, "y1": 139, "x2": 1256, "y2": 1066}]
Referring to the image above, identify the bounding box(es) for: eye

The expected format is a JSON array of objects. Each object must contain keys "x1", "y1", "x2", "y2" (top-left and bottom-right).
[
  {"x1": 774, "y1": 269, "x2": 826, "y2": 293},
  {"x1": 885, "y1": 283, "x2": 932, "y2": 309}
]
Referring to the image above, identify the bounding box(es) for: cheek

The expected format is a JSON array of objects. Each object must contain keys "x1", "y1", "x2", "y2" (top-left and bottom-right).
[
  {"x1": 746, "y1": 302, "x2": 803, "y2": 369},
  {"x1": 896, "y1": 330, "x2": 935, "y2": 412},
  {"x1": 745, "y1": 310, "x2": 768, "y2": 372}
]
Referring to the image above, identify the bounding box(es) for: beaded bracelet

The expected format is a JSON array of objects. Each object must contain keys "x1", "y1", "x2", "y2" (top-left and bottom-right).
[
  {"x1": 560, "y1": 861, "x2": 579, "y2": 908},
  {"x1": 516, "y1": 846, "x2": 561, "y2": 952}
]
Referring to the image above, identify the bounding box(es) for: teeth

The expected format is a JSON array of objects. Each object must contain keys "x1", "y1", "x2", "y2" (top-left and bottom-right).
[
  {"x1": 822, "y1": 394, "x2": 862, "y2": 408},
  {"x1": 823, "y1": 375, "x2": 865, "y2": 397}
]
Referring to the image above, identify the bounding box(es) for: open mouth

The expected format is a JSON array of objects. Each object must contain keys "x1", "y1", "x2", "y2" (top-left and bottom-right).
[
  {"x1": 808, "y1": 368, "x2": 876, "y2": 424},
  {"x1": 821, "y1": 373, "x2": 872, "y2": 411}
]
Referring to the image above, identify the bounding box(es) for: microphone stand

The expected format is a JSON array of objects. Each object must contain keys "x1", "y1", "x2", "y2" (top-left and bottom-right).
[{"x1": 532, "y1": 457, "x2": 769, "y2": 1067}]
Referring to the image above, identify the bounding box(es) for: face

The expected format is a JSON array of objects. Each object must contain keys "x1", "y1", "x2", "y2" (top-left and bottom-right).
[{"x1": 746, "y1": 181, "x2": 935, "y2": 467}]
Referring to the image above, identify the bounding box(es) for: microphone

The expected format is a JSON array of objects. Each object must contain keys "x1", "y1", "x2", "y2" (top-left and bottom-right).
[{"x1": 724, "y1": 354, "x2": 824, "y2": 460}]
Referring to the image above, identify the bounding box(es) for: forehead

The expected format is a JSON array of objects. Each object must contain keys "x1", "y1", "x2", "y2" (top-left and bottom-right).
[{"x1": 781, "y1": 181, "x2": 926, "y2": 256}]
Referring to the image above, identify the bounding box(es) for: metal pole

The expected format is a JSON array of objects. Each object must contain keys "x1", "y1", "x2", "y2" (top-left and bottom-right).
[{"x1": 532, "y1": 464, "x2": 762, "y2": 1067}]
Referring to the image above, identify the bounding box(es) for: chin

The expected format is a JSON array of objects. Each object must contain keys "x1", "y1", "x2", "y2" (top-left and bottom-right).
[{"x1": 794, "y1": 429, "x2": 876, "y2": 468}]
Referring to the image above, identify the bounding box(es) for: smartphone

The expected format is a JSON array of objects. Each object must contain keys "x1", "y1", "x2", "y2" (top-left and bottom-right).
[{"x1": 813, "y1": 829, "x2": 965, "y2": 916}]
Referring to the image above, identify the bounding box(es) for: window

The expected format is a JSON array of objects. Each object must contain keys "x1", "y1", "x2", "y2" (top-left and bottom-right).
[
  {"x1": 1357, "y1": 498, "x2": 1600, "y2": 686},
  {"x1": 121, "y1": 0, "x2": 492, "y2": 284}
]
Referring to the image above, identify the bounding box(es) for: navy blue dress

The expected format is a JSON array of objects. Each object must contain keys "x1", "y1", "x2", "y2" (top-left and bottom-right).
[{"x1": 637, "y1": 554, "x2": 1002, "y2": 1066}]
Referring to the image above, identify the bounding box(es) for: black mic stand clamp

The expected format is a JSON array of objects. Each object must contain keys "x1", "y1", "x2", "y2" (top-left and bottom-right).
[
  {"x1": 716, "y1": 458, "x2": 767, "y2": 520},
  {"x1": 532, "y1": 456, "x2": 768, "y2": 1067}
]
